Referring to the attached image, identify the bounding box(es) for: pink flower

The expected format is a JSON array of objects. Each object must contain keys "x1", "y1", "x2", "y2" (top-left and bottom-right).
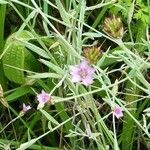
[
  {"x1": 70, "y1": 59, "x2": 95, "y2": 86},
  {"x1": 113, "y1": 106, "x2": 123, "y2": 119},
  {"x1": 37, "y1": 90, "x2": 51, "y2": 109},
  {"x1": 22, "y1": 103, "x2": 31, "y2": 113}
]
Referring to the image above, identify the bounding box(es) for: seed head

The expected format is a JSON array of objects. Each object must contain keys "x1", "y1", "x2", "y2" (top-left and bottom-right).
[{"x1": 103, "y1": 15, "x2": 124, "y2": 39}]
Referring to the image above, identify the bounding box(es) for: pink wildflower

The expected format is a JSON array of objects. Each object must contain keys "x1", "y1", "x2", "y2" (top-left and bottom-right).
[
  {"x1": 22, "y1": 103, "x2": 31, "y2": 113},
  {"x1": 37, "y1": 90, "x2": 51, "y2": 109},
  {"x1": 113, "y1": 106, "x2": 123, "y2": 119},
  {"x1": 70, "y1": 59, "x2": 95, "y2": 86}
]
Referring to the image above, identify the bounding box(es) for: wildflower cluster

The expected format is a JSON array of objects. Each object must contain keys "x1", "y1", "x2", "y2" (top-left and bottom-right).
[
  {"x1": 19, "y1": 58, "x2": 124, "y2": 119},
  {"x1": 20, "y1": 90, "x2": 51, "y2": 114},
  {"x1": 19, "y1": 15, "x2": 125, "y2": 116}
]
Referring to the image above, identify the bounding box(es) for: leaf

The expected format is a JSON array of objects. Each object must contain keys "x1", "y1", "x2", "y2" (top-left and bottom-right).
[
  {"x1": 3, "y1": 41, "x2": 25, "y2": 84},
  {"x1": 40, "y1": 109, "x2": 59, "y2": 125},
  {"x1": 39, "y1": 59, "x2": 65, "y2": 75},
  {"x1": 6, "y1": 86, "x2": 32, "y2": 102},
  {"x1": 55, "y1": 0, "x2": 71, "y2": 25},
  {"x1": 48, "y1": 121, "x2": 52, "y2": 131},
  {"x1": 82, "y1": 32, "x2": 103, "y2": 38},
  {"x1": 21, "y1": 40, "x2": 50, "y2": 59},
  {"x1": 143, "y1": 107, "x2": 150, "y2": 116},
  {"x1": 28, "y1": 73, "x2": 62, "y2": 79},
  {"x1": 17, "y1": 138, "x2": 37, "y2": 150},
  {"x1": 0, "y1": 0, "x2": 8, "y2": 4},
  {"x1": 112, "y1": 79, "x2": 119, "y2": 96},
  {"x1": 2, "y1": 30, "x2": 39, "y2": 84},
  {"x1": 127, "y1": 0, "x2": 135, "y2": 24},
  {"x1": 24, "y1": 49, "x2": 39, "y2": 71}
]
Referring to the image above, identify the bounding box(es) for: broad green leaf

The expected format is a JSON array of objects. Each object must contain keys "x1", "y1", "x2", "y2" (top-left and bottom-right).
[
  {"x1": 3, "y1": 41, "x2": 25, "y2": 84},
  {"x1": 2, "y1": 30, "x2": 39, "y2": 84}
]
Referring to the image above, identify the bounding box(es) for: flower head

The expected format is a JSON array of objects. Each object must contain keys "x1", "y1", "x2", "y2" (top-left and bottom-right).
[
  {"x1": 83, "y1": 46, "x2": 102, "y2": 64},
  {"x1": 70, "y1": 59, "x2": 95, "y2": 86},
  {"x1": 37, "y1": 90, "x2": 51, "y2": 109},
  {"x1": 22, "y1": 103, "x2": 31, "y2": 114},
  {"x1": 113, "y1": 106, "x2": 123, "y2": 119},
  {"x1": 103, "y1": 15, "x2": 124, "y2": 39}
]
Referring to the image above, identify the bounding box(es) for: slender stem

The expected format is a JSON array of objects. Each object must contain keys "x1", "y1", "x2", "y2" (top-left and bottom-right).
[
  {"x1": 0, "y1": 114, "x2": 21, "y2": 134},
  {"x1": 0, "y1": 4, "x2": 6, "y2": 51},
  {"x1": 0, "y1": 4, "x2": 7, "y2": 90}
]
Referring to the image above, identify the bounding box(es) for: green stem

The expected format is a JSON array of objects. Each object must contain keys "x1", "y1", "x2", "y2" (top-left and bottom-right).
[
  {"x1": 0, "y1": 114, "x2": 20, "y2": 134},
  {"x1": 0, "y1": 4, "x2": 7, "y2": 90},
  {"x1": 0, "y1": 5, "x2": 6, "y2": 51}
]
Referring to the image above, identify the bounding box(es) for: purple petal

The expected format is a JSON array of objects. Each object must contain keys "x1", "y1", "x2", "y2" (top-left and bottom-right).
[
  {"x1": 22, "y1": 103, "x2": 31, "y2": 112},
  {"x1": 26, "y1": 105, "x2": 31, "y2": 110},
  {"x1": 37, "y1": 90, "x2": 51, "y2": 104},
  {"x1": 72, "y1": 74, "x2": 82, "y2": 82},
  {"x1": 69, "y1": 65, "x2": 80, "y2": 74},
  {"x1": 113, "y1": 106, "x2": 123, "y2": 119},
  {"x1": 80, "y1": 59, "x2": 89, "y2": 68},
  {"x1": 69, "y1": 65, "x2": 82, "y2": 83},
  {"x1": 87, "y1": 67, "x2": 95, "y2": 75},
  {"x1": 82, "y1": 76, "x2": 93, "y2": 86},
  {"x1": 37, "y1": 94, "x2": 43, "y2": 103},
  {"x1": 23, "y1": 103, "x2": 26, "y2": 110},
  {"x1": 80, "y1": 60, "x2": 95, "y2": 76},
  {"x1": 115, "y1": 112, "x2": 123, "y2": 119}
]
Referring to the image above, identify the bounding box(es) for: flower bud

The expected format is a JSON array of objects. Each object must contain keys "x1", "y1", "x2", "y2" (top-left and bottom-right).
[
  {"x1": 19, "y1": 103, "x2": 31, "y2": 116},
  {"x1": 103, "y1": 15, "x2": 124, "y2": 39},
  {"x1": 83, "y1": 46, "x2": 101, "y2": 64}
]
